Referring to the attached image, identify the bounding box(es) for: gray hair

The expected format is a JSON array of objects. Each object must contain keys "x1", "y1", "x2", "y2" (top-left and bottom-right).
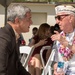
[{"x1": 7, "y1": 4, "x2": 31, "y2": 22}]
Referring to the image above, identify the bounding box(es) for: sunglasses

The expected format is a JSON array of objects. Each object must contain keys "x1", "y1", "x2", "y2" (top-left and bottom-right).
[{"x1": 55, "y1": 14, "x2": 69, "y2": 20}]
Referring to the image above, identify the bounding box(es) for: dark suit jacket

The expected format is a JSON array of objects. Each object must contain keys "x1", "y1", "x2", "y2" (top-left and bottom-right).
[{"x1": 0, "y1": 24, "x2": 30, "y2": 75}]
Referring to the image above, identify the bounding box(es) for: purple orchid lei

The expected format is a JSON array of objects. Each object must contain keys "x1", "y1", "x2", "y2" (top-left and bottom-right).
[
  {"x1": 59, "y1": 47, "x2": 72, "y2": 57},
  {"x1": 58, "y1": 32, "x2": 73, "y2": 57}
]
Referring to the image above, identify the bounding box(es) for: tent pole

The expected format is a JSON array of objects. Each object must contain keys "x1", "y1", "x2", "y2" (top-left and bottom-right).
[
  {"x1": 5, "y1": 0, "x2": 7, "y2": 25},
  {"x1": 5, "y1": 6, "x2": 7, "y2": 25}
]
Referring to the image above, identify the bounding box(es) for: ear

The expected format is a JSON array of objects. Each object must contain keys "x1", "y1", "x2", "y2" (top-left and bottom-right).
[
  {"x1": 14, "y1": 17, "x2": 19, "y2": 24},
  {"x1": 69, "y1": 15, "x2": 74, "y2": 23},
  {"x1": 69, "y1": 15, "x2": 72, "y2": 23}
]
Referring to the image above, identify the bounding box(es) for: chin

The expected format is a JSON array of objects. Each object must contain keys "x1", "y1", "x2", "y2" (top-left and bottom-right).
[
  {"x1": 26, "y1": 30, "x2": 29, "y2": 32},
  {"x1": 60, "y1": 28, "x2": 63, "y2": 31}
]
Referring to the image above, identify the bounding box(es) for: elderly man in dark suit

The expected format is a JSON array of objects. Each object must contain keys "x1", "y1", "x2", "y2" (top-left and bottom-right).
[{"x1": 0, "y1": 4, "x2": 32, "y2": 75}]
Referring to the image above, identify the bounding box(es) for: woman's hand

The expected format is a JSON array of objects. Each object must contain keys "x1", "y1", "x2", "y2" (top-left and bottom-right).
[
  {"x1": 34, "y1": 39, "x2": 47, "y2": 48},
  {"x1": 38, "y1": 39, "x2": 47, "y2": 46}
]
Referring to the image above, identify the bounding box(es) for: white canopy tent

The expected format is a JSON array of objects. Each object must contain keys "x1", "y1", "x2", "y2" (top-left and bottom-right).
[{"x1": 0, "y1": 0, "x2": 14, "y2": 24}]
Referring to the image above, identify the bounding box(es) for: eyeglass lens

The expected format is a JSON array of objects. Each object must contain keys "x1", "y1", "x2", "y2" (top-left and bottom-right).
[{"x1": 55, "y1": 14, "x2": 69, "y2": 20}]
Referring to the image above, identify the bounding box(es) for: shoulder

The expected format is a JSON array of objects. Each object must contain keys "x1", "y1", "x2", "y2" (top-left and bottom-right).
[
  {"x1": 32, "y1": 35, "x2": 39, "y2": 43},
  {"x1": 0, "y1": 25, "x2": 15, "y2": 42}
]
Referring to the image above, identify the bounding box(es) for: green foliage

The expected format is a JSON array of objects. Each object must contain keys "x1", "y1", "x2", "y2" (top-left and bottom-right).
[
  {"x1": 51, "y1": 0, "x2": 73, "y2": 2},
  {"x1": 14, "y1": 0, "x2": 73, "y2": 2}
]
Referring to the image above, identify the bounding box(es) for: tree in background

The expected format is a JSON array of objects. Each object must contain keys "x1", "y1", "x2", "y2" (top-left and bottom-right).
[
  {"x1": 50, "y1": 0, "x2": 73, "y2": 2},
  {"x1": 15, "y1": 0, "x2": 73, "y2": 2}
]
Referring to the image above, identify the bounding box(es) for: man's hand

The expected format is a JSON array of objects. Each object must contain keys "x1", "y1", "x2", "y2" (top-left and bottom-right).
[
  {"x1": 51, "y1": 31, "x2": 61, "y2": 41},
  {"x1": 54, "y1": 63, "x2": 65, "y2": 75},
  {"x1": 51, "y1": 31, "x2": 68, "y2": 48}
]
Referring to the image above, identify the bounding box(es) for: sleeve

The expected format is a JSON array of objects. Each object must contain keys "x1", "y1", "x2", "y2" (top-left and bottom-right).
[
  {"x1": 17, "y1": 60, "x2": 31, "y2": 75},
  {"x1": 0, "y1": 37, "x2": 9, "y2": 75},
  {"x1": 16, "y1": 40, "x2": 31, "y2": 75},
  {"x1": 52, "y1": 41, "x2": 59, "y2": 62},
  {"x1": 32, "y1": 35, "x2": 38, "y2": 44},
  {"x1": 54, "y1": 48, "x2": 58, "y2": 62}
]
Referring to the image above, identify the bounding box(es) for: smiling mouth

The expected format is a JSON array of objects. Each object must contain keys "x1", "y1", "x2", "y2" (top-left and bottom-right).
[{"x1": 28, "y1": 26, "x2": 30, "y2": 28}]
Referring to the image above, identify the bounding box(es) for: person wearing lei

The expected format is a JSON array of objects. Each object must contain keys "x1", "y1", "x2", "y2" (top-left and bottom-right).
[{"x1": 51, "y1": 5, "x2": 75, "y2": 75}]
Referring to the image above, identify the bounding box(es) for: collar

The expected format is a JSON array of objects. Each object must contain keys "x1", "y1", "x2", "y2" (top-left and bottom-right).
[{"x1": 13, "y1": 29, "x2": 20, "y2": 42}]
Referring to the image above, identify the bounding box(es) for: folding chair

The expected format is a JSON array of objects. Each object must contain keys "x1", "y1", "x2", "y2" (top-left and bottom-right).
[
  {"x1": 19, "y1": 46, "x2": 35, "y2": 70},
  {"x1": 40, "y1": 46, "x2": 55, "y2": 75},
  {"x1": 40, "y1": 46, "x2": 51, "y2": 68}
]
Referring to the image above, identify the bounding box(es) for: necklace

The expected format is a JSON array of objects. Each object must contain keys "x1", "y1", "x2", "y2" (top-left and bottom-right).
[{"x1": 58, "y1": 31, "x2": 75, "y2": 57}]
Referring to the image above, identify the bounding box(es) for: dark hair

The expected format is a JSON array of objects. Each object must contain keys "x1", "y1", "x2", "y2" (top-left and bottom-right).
[
  {"x1": 38, "y1": 23, "x2": 50, "y2": 39},
  {"x1": 32, "y1": 27, "x2": 38, "y2": 35},
  {"x1": 50, "y1": 24, "x2": 61, "y2": 34},
  {"x1": 32, "y1": 27, "x2": 38, "y2": 31},
  {"x1": 50, "y1": 26, "x2": 55, "y2": 34},
  {"x1": 54, "y1": 24, "x2": 60, "y2": 31}
]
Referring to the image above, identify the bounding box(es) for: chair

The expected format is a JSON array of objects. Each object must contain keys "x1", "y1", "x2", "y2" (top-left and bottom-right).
[
  {"x1": 19, "y1": 46, "x2": 35, "y2": 69},
  {"x1": 40, "y1": 46, "x2": 51, "y2": 68},
  {"x1": 40, "y1": 46, "x2": 55, "y2": 75}
]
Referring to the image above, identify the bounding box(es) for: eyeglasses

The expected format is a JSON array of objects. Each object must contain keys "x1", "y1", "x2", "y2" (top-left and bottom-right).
[{"x1": 55, "y1": 14, "x2": 69, "y2": 21}]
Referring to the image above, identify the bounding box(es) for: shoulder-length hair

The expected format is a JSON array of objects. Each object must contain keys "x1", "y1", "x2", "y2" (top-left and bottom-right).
[{"x1": 38, "y1": 23, "x2": 50, "y2": 40}]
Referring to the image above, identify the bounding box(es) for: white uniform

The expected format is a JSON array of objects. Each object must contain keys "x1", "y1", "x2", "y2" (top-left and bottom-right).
[{"x1": 54, "y1": 31, "x2": 75, "y2": 75}]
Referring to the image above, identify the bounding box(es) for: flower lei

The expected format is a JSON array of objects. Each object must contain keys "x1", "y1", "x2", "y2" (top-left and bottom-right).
[
  {"x1": 58, "y1": 32, "x2": 73, "y2": 57},
  {"x1": 59, "y1": 46, "x2": 72, "y2": 57}
]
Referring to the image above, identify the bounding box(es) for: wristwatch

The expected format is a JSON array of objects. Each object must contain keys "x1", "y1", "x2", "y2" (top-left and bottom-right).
[{"x1": 67, "y1": 42, "x2": 72, "y2": 48}]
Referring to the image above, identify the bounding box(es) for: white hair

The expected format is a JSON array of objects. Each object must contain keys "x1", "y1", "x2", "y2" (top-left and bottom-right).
[{"x1": 7, "y1": 4, "x2": 31, "y2": 22}]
